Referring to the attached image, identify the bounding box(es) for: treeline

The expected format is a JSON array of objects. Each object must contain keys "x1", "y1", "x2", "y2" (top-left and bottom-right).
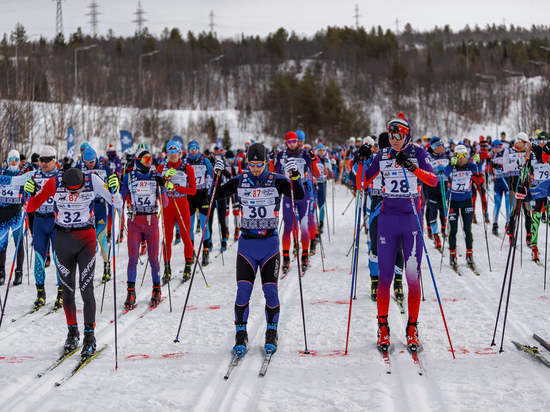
[{"x1": 1, "y1": 22, "x2": 550, "y2": 152}]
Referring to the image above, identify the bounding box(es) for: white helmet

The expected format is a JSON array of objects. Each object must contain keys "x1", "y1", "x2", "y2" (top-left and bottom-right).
[
  {"x1": 516, "y1": 132, "x2": 529, "y2": 143},
  {"x1": 349, "y1": 137, "x2": 355, "y2": 143},
  {"x1": 8, "y1": 149, "x2": 20, "y2": 160},
  {"x1": 454, "y1": 145, "x2": 468, "y2": 156},
  {"x1": 363, "y1": 136, "x2": 375, "y2": 146}
]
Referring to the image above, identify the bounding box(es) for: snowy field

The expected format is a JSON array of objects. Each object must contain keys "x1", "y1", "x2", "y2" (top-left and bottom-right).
[{"x1": 0, "y1": 182, "x2": 549, "y2": 412}]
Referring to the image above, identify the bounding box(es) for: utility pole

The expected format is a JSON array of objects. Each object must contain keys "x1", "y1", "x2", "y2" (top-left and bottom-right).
[
  {"x1": 208, "y1": 10, "x2": 216, "y2": 35},
  {"x1": 395, "y1": 19, "x2": 399, "y2": 36},
  {"x1": 353, "y1": 5, "x2": 361, "y2": 29},
  {"x1": 133, "y1": 1, "x2": 147, "y2": 36},
  {"x1": 54, "y1": 0, "x2": 64, "y2": 38},
  {"x1": 86, "y1": 1, "x2": 101, "y2": 38}
]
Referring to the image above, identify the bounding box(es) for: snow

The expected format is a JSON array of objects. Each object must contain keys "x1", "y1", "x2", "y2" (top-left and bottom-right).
[{"x1": 1, "y1": 182, "x2": 550, "y2": 411}]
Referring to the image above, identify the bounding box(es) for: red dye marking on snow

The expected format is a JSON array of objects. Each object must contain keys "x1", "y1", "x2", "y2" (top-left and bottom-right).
[
  {"x1": 126, "y1": 354, "x2": 150, "y2": 361},
  {"x1": 432, "y1": 298, "x2": 459, "y2": 302},
  {"x1": 162, "y1": 353, "x2": 185, "y2": 359},
  {"x1": 310, "y1": 300, "x2": 329, "y2": 305},
  {"x1": 538, "y1": 296, "x2": 550, "y2": 301},
  {"x1": 207, "y1": 305, "x2": 221, "y2": 310},
  {"x1": 334, "y1": 300, "x2": 349, "y2": 305},
  {"x1": 3, "y1": 356, "x2": 34, "y2": 363},
  {"x1": 474, "y1": 348, "x2": 497, "y2": 355},
  {"x1": 76, "y1": 310, "x2": 83, "y2": 314},
  {"x1": 331, "y1": 268, "x2": 335, "y2": 271},
  {"x1": 299, "y1": 350, "x2": 346, "y2": 357},
  {"x1": 186, "y1": 305, "x2": 198, "y2": 311}
]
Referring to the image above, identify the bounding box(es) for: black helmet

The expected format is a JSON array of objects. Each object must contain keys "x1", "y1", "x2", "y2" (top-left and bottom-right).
[{"x1": 62, "y1": 168, "x2": 85, "y2": 192}]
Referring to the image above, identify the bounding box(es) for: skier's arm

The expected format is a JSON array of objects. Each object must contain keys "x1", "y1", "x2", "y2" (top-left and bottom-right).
[
  {"x1": 27, "y1": 177, "x2": 56, "y2": 213},
  {"x1": 2, "y1": 170, "x2": 35, "y2": 186},
  {"x1": 526, "y1": 179, "x2": 550, "y2": 201},
  {"x1": 355, "y1": 153, "x2": 380, "y2": 190},
  {"x1": 92, "y1": 174, "x2": 123, "y2": 214},
  {"x1": 213, "y1": 175, "x2": 240, "y2": 199},
  {"x1": 205, "y1": 158, "x2": 213, "y2": 179},
  {"x1": 276, "y1": 175, "x2": 305, "y2": 200},
  {"x1": 178, "y1": 163, "x2": 197, "y2": 196},
  {"x1": 413, "y1": 150, "x2": 438, "y2": 187}
]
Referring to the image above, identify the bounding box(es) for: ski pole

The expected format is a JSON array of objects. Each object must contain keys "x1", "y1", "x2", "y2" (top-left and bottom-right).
[
  {"x1": 545, "y1": 203, "x2": 548, "y2": 291},
  {"x1": 353, "y1": 180, "x2": 369, "y2": 300},
  {"x1": 0, "y1": 198, "x2": 27, "y2": 330},
  {"x1": 140, "y1": 259, "x2": 149, "y2": 287},
  {"x1": 157, "y1": 187, "x2": 172, "y2": 313},
  {"x1": 24, "y1": 214, "x2": 30, "y2": 285},
  {"x1": 345, "y1": 158, "x2": 366, "y2": 355},
  {"x1": 402, "y1": 167, "x2": 455, "y2": 359},
  {"x1": 342, "y1": 196, "x2": 354, "y2": 216},
  {"x1": 174, "y1": 173, "x2": 220, "y2": 343},
  {"x1": 440, "y1": 176, "x2": 453, "y2": 272},
  {"x1": 215, "y1": 201, "x2": 225, "y2": 267},
  {"x1": 323, "y1": 181, "x2": 330, "y2": 242},
  {"x1": 313, "y1": 183, "x2": 326, "y2": 272},
  {"x1": 290, "y1": 171, "x2": 310, "y2": 354},
  {"x1": 110, "y1": 187, "x2": 119, "y2": 370},
  {"x1": 479, "y1": 177, "x2": 492, "y2": 272},
  {"x1": 332, "y1": 178, "x2": 335, "y2": 236}
]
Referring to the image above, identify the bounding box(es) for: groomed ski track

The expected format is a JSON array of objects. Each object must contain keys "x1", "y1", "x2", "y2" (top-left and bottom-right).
[{"x1": 0, "y1": 183, "x2": 549, "y2": 411}]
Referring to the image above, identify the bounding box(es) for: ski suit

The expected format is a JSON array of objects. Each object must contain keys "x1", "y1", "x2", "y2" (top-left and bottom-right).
[
  {"x1": 187, "y1": 155, "x2": 213, "y2": 248},
  {"x1": 529, "y1": 147, "x2": 550, "y2": 247},
  {"x1": 0, "y1": 167, "x2": 26, "y2": 273},
  {"x1": 491, "y1": 150, "x2": 511, "y2": 223},
  {"x1": 426, "y1": 150, "x2": 450, "y2": 235}
]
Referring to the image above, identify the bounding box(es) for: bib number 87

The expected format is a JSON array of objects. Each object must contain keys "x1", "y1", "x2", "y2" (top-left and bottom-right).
[{"x1": 390, "y1": 180, "x2": 409, "y2": 193}]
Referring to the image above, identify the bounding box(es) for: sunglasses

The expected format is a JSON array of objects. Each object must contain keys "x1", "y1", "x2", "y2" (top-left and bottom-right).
[
  {"x1": 137, "y1": 156, "x2": 152, "y2": 163},
  {"x1": 389, "y1": 133, "x2": 406, "y2": 141},
  {"x1": 286, "y1": 139, "x2": 297, "y2": 144},
  {"x1": 8, "y1": 157, "x2": 20, "y2": 162},
  {"x1": 226, "y1": 157, "x2": 235, "y2": 161},
  {"x1": 189, "y1": 146, "x2": 199, "y2": 151},
  {"x1": 84, "y1": 159, "x2": 96, "y2": 164},
  {"x1": 248, "y1": 161, "x2": 265, "y2": 168},
  {"x1": 431, "y1": 142, "x2": 444, "y2": 148},
  {"x1": 456, "y1": 152, "x2": 468, "y2": 158},
  {"x1": 40, "y1": 156, "x2": 55, "y2": 163},
  {"x1": 167, "y1": 148, "x2": 180, "y2": 155}
]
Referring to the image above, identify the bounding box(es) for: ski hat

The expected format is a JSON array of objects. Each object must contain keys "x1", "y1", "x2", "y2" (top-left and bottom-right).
[
  {"x1": 356, "y1": 137, "x2": 363, "y2": 143},
  {"x1": 106, "y1": 144, "x2": 116, "y2": 155},
  {"x1": 166, "y1": 140, "x2": 180, "y2": 153},
  {"x1": 247, "y1": 143, "x2": 267, "y2": 162},
  {"x1": 479, "y1": 135, "x2": 485, "y2": 141},
  {"x1": 500, "y1": 131, "x2": 506, "y2": 138},
  {"x1": 363, "y1": 136, "x2": 375, "y2": 146},
  {"x1": 62, "y1": 167, "x2": 85, "y2": 192},
  {"x1": 225, "y1": 150, "x2": 235, "y2": 159},
  {"x1": 535, "y1": 129, "x2": 542, "y2": 137},
  {"x1": 188, "y1": 140, "x2": 199, "y2": 150},
  {"x1": 387, "y1": 112, "x2": 412, "y2": 144},
  {"x1": 40, "y1": 146, "x2": 56, "y2": 158},
  {"x1": 480, "y1": 140, "x2": 491, "y2": 150},
  {"x1": 286, "y1": 131, "x2": 298, "y2": 141},
  {"x1": 82, "y1": 147, "x2": 96, "y2": 162},
  {"x1": 349, "y1": 137, "x2": 355, "y2": 143},
  {"x1": 316, "y1": 144, "x2": 325, "y2": 150},
  {"x1": 8, "y1": 149, "x2": 20, "y2": 160},
  {"x1": 31, "y1": 153, "x2": 40, "y2": 162},
  {"x1": 491, "y1": 140, "x2": 503, "y2": 148},
  {"x1": 430, "y1": 137, "x2": 442, "y2": 148},
  {"x1": 454, "y1": 144, "x2": 468, "y2": 155},
  {"x1": 516, "y1": 132, "x2": 529, "y2": 143},
  {"x1": 539, "y1": 131, "x2": 550, "y2": 141},
  {"x1": 378, "y1": 132, "x2": 390, "y2": 149},
  {"x1": 79, "y1": 142, "x2": 90, "y2": 152},
  {"x1": 187, "y1": 141, "x2": 200, "y2": 160},
  {"x1": 295, "y1": 130, "x2": 305, "y2": 141},
  {"x1": 134, "y1": 147, "x2": 151, "y2": 172}
]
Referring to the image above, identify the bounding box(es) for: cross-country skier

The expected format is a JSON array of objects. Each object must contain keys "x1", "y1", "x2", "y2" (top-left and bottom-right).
[
  {"x1": 224, "y1": 150, "x2": 243, "y2": 241},
  {"x1": 24, "y1": 167, "x2": 122, "y2": 360},
  {"x1": 355, "y1": 112, "x2": 438, "y2": 352},
  {"x1": 426, "y1": 137, "x2": 450, "y2": 251},
  {"x1": 489, "y1": 139, "x2": 510, "y2": 235},
  {"x1": 211, "y1": 143, "x2": 304, "y2": 356},
  {"x1": 156, "y1": 140, "x2": 196, "y2": 283}
]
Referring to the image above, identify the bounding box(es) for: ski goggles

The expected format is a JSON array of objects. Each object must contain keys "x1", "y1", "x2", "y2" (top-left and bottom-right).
[
  {"x1": 166, "y1": 146, "x2": 180, "y2": 155},
  {"x1": 8, "y1": 156, "x2": 20, "y2": 162},
  {"x1": 40, "y1": 156, "x2": 55, "y2": 163},
  {"x1": 248, "y1": 161, "x2": 265, "y2": 168},
  {"x1": 286, "y1": 139, "x2": 297, "y2": 144},
  {"x1": 430, "y1": 141, "x2": 444, "y2": 149},
  {"x1": 388, "y1": 133, "x2": 406, "y2": 141},
  {"x1": 136, "y1": 155, "x2": 152, "y2": 164},
  {"x1": 188, "y1": 145, "x2": 199, "y2": 152},
  {"x1": 226, "y1": 157, "x2": 235, "y2": 162},
  {"x1": 456, "y1": 152, "x2": 468, "y2": 158},
  {"x1": 84, "y1": 159, "x2": 96, "y2": 164}
]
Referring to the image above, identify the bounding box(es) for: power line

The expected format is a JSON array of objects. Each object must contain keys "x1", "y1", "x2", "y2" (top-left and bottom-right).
[
  {"x1": 54, "y1": 0, "x2": 63, "y2": 38},
  {"x1": 86, "y1": 1, "x2": 101, "y2": 38},
  {"x1": 353, "y1": 4, "x2": 361, "y2": 29},
  {"x1": 132, "y1": 0, "x2": 147, "y2": 35}
]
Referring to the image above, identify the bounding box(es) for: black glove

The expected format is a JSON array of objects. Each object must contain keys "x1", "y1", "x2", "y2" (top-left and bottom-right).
[
  {"x1": 154, "y1": 174, "x2": 165, "y2": 188},
  {"x1": 357, "y1": 144, "x2": 372, "y2": 159},
  {"x1": 517, "y1": 185, "x2": 527, "y2": 197},
  {"x1": 269, "y1": 151, "x2": 276, "y2": 160},
  {"x1": 396, "y1": 151, "x2": 417, "y2": 172},
  {"x1": 493, "y1": 163, "x2": 502, "y2": 170},
  {"x1": 543, "y1": 142, "x2": 550, "y2": 156},
  {"x1": 308, "y1": 149, "x2": 316, "y2": 161}
]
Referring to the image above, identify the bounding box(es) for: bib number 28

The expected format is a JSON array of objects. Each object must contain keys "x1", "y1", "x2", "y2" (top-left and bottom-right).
[{"x1": 390, "y1": 179, "x2": 408, "y2": 193}]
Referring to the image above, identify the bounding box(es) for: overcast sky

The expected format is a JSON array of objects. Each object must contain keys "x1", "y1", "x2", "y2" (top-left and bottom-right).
[{"x1": 1, "y1": 0, "x2": 549, "y2": 41}]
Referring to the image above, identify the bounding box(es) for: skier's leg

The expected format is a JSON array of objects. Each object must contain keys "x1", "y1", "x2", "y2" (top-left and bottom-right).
[
  {"x1": 462, "y1": 199, "x2": 474, "y2": 249},
  {"x1": 126, "y1": 219, "x2": 142, "y2": 283},
  {"x1": 75, "y1": 229, "x2": 97, "y2": 326},
  {"x1": 376, "y1": 214, "x2": 400, "y2": 319},
  {"x1": 144, "y1": 216, "x2": 161, "y2": 284},
  {"x1": 400, "y1": 215, "x2": 423, "y2": 322},
  {"x1": 448, "y1": 200, "x2": 459, "y2": 250},
  {"x1": 259, "y1": 236, "x2": 281, "y2": 324}
]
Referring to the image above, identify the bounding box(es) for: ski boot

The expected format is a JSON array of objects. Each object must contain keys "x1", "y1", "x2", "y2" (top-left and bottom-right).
[
  {"x1": 265, "y1": 323, "x2": 278, "y2": 354},
  {"x1": 81, "y1": 325, "x2": 97, "y2": 361},
  {"x1": 45, "y1": 252, "x2": 51, "y2": 268},
  {"x1": 234, "y1": 324, "x2": 248, "y2": 357},
  {"x1": 34, "y1": 286, "x2": 46, "y2": 310},
  {"x1": 102, "y1": 262, "x2": 111, "y2": 283},
  {"x1": 117, "y1": 233, "x2": 124, "y2": 244},
  {"x1": 526, "y1": 233, "x2": 532, "y2": 248},
  {"x1": 64, "y1": 324, "x2": 80, "y2": 354},
  {"x1": 124, "y1": 282, "x2": 137, "y2": 310},
  {"x1": 174, "y1": 232, "x2": 181, "y2": 245},
  {"x1": 394, "y1": 276, "x2": 404, "y2": 302},
  {"x1": 139, "y1": 240, "x2": 147, "y2": 256},
  {"x1": 492, "y1": 223, "x2": 499, "y2": 236},
  {"x1": 309, "y1": 239, "x2": 317, "y2": 256},
  {"x1": 13, "y1": 269, "x2": 23, "y2": 286},
  {"x1": 234, "y1": 228, "x2": 240, "y2": 241},
  {"x1": 301, "y1": 252, "x2": 309, "y2": 274},
  {"x1": 406, "y1": 319, "x2": 420, "y2": 351},
  {"x1": 206, "y1": 239, "x2": 213, "y2": 253},
  {"x1": 532, "y1": 245, "x2": 540, "y2": 261},
  {"x1": 449, "y1": 249, "x2": 458, "y2": 269},
  {"x1": 54, "y1": 287, "x2": 63, "y2": 310},
  {"x1": 282, "y1": 253, "x2": 290, "y2": 275},
  {"x1": 508, "y1": 233, "x2": 514, "y2": 246},
  {"x1": 434, "y1": 234, "x2": 442, "y2": 251},
  {"x1": 162, "y1": 262, "x2": 172, "y2": 286},
  {"x1": 377, "y1": 315, "x2": 390, "y2": 351},
  {"x1": 466, "y1": 249, "x2": 475, "y2": 266},
  {"x1": 183, "y1": 261, "x2": 192, "y2": 282},
  {"x1": 201, "y1": 249, "x2": 210, "y2": 267},
  {"x1": 427, "y1": 227, "x2": 433, "y2": 240},
  {"x1": 0, "y1": 267, "x2": 5, "y2": 286},
  {"x1": 370, "y1": 278, "x2": 378, "y2": 302},
  {"x1": 150, "y1": 283, "x2": 161, "y2": 308},
  {"x1": 221, "y1": 239, "x2": 227, "y2": 252}
]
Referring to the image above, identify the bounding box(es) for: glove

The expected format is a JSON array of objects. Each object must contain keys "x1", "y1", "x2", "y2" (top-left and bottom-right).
[
  {"x1": 516, "y1": 185, "x2": 527, "y2": 200},
  {"x1": 493, "y1": 162, "x2": 502, "y2": 169},
  {"x1": 166, "y1": 181, "x2": 175, "y2": 191},
  {"x1": 154, "y1": 174, "x2": 165, "y2": 188},
  {"x1": 395, "y1": 151, "x2": 416, "y2": 172},
  {"x1": 165, "y1": 168, "x2": 177, "y2": 178},
  {"x1": 308, "y1": 149, "x2": 316, "y2": 161},
  {"x1": 358, "y1": 144, "x2": 372, "y2": 159},
  {"x1": 331, "y1": 158, "x2": 336, "y2": 166},
  {"x1": 108, "y1": 174, "x2": 119, "y2": 191},
  {"x1": 24, "y1": 178, "x2": 37, "y2": 196},
  {"x1": 451, "y1": 157, "x2": 458, "y2": 165},
  {"x1": 284, "y1": 158, "x2": 298, "y2": 177},
  {"x1": 435, "y1": 165, "x2": 445, "y2": 174},
  {"x1": 543, "y1": 142, "x2": 550, "y2": 156},
  {"x1": 214, "y1": 159, "x2": 225, "y2": 174},
  {"x1": 473, "y1": 154, "x2": 480, "y2": 163},
  {"x1": 269, "y1": 151, "x2": 276, "y2": 160}
]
